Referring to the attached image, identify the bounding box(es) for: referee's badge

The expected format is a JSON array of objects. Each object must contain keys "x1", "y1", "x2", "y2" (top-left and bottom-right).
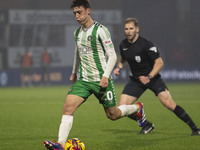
[{"x1": 135, "y1": 56, "x2": 141, "y2": 63}]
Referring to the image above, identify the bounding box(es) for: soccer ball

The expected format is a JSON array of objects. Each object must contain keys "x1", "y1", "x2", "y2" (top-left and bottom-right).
[{"x1": 64, "y1": 138, "x2": 85, "y2": 150}]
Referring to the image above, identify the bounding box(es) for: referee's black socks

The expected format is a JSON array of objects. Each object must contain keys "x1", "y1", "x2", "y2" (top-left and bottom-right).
[
  {"x1": 173, "y1": 105, "x2": 198, "y2": 131},
  {"x1": 128, "y1": 113, "x2": 137, "y2": 120}
]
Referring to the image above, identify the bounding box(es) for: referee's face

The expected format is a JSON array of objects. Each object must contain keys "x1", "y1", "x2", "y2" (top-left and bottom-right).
[{"x1": 124, "y1": 22, "x2": 139, "y2": 43}]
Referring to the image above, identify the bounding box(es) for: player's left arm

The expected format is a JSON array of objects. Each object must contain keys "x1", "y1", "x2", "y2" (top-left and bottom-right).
[
  {"x1": 99, "y1": 27, "x2": 117, "y2": 88},
  {"x1": 100, "y1": 48, "x2": 117, "y2": 88}
]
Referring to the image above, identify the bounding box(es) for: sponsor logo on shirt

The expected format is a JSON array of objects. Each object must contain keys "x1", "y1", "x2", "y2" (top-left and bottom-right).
[
  {"x1": 135, "y1": 56, "x2": 141, "y2": 63},
  {"x1": 80, "y1": 46, "x2": 91, "y2": 54},
  {"x1": 104, "y1": 40, "x2": 111, "y2": 45}
]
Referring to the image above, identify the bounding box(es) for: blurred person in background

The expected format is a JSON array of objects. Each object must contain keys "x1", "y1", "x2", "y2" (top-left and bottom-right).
[
  {"x1": 20, "y1": 47, "x2": 33, "y2": 87},
  {"x1": 41, "y1": 47, "x2": 51, "y2": 85}
]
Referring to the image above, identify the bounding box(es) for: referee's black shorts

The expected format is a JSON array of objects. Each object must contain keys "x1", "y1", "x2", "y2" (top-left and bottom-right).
[{"x1": 122, "y1": 75, "x2": 168, "y2": 99}]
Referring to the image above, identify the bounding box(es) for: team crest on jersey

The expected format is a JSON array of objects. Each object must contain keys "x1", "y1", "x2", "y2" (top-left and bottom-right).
[
  {"x1": 87, "y1": 35, "x2": 93, "y2": 41},
  {"x1": 135, "y1": 56, "x2": 141, "y2": 63}
]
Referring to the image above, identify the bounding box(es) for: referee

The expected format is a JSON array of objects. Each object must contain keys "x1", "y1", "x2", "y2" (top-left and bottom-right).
[{"x1": 114, "y1": 18, "x2": 200, "y2": 135}]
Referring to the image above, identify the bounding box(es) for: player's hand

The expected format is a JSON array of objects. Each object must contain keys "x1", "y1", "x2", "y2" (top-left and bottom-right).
[
  {"x1": 99, "y1": 76, "x2": 109, "y2": 88},
  {"x1": 139, "y1": 76, "x2": 150, "y2": 85},
  {"x1": 113, "y1": 67, "x2": 120, "y2": 76},
  {"x1": 69, "y1": 73, "x2": 77, "y2": 84}
]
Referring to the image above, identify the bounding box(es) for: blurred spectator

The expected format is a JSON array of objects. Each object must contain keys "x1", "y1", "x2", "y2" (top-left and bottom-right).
[
  {"x1": 41, "y1": 47, "x2": 51, "y2": 85},
  {"x1": 21, "y1": 47, "x2": 33, "y2": 87}
]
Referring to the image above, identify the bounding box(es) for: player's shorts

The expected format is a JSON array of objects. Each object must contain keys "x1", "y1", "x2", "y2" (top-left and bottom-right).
[
  {"x1": 122, "y1": 75, "x2": 168, "y2": 99},
  {"x1": 68, "y1": 79, "x2": 116, "y2": 108}
]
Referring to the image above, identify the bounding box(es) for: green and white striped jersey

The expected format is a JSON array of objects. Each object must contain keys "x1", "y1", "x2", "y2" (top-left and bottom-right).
[{"x1": 72, "y1": 21, "x2": 117, "y2": 82}]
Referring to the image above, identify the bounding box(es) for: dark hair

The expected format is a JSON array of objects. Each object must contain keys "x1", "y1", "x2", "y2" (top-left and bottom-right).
[
  {"x1": 124, "y1": 18, "x2": 139, "y2": 27},
  {"x1": 71, "y1": 0, "x2": 91, "y2": 9}
]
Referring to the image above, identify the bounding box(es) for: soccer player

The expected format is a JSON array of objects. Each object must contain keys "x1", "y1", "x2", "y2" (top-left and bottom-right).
[
  {"x1": 114, "y1": 18, "x2": 200, "y2": 136},
  {"x1": 43, "y1": 1, "x2": 144, "y2": 149}
]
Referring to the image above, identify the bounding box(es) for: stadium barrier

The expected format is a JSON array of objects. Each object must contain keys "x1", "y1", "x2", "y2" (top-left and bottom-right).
[{"x1": 1, "y1": 67, "x2": 200, "y2": 87}]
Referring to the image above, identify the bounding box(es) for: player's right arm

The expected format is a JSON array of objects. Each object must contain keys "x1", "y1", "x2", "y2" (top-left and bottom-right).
[
  {"x1": 70, "y1": 46, "x2": 79, "y2": 84},
  {"x1": 69, "y1": 73, "x2": 77, "y2": 84}
]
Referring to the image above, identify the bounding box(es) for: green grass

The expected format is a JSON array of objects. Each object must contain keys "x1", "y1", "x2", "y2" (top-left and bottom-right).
[{"x1": 0, "y1": 83, "x2": 200, "y2": 150}]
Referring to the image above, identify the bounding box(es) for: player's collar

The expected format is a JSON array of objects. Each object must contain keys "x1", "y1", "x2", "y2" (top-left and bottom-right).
[{"x1": 82, "y1": 20, "x2": 94, "y2": 31}]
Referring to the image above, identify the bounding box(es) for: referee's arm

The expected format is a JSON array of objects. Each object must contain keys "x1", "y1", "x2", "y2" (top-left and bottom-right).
[
  {"x1": 139, "y1": 57, "x2": 163, "y2": 84},
  {"x1": 148, "y1": 57, "x2": 164, "y2": 78},
  {"x1": 113, "y1": 56, "x2": 127, "y2": 76}
]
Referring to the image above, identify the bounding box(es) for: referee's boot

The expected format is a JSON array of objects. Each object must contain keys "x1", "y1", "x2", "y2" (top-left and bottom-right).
[
  {"x1": 139, "y1": 121, "x2": 155, "y2": 134},
  {"x1": 191, "y1": 128, "x2": 200, "y2": 136}
]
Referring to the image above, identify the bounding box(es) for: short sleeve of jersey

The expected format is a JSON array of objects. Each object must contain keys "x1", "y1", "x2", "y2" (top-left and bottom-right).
[{"x1": 145, "y1": 40, "x2": 160, "y2": 61}]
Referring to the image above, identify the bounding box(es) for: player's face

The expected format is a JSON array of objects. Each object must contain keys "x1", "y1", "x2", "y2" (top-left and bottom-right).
[
  {"x1": 73, "y1": 6, "x2": 90, "y2": 26},
  {"x1": 124, "y1": 22, "x2": 139, "y2": 42}
]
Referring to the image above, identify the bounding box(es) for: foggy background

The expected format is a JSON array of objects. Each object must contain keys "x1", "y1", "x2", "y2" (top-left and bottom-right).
[{"x1": 0, "y1": 0, "x2": 200, "y2": 87}]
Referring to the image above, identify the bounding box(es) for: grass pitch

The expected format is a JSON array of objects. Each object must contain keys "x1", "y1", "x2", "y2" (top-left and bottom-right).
[{"x1": 0, "y1": 83, "x2": 200, "y2": 150}]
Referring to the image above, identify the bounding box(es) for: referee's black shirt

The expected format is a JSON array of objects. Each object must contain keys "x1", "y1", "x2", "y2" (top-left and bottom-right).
[{"x1": 119, "y1": 36, "x2": 161, "y2": 80}]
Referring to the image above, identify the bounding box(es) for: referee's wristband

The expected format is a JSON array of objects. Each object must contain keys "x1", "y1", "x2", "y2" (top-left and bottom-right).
[{"x1": 148, "y1": 75, "x2": 153, "y2": 80}]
